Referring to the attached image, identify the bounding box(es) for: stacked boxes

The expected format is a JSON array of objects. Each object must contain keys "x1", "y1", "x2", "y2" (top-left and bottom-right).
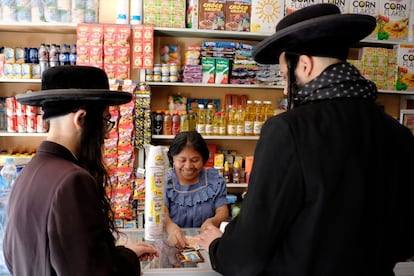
[
  {"x1": 198, "y1": 0, "x2": 226, "y2": 30},
  {"x1": 225, "y1": 0, "x2": 251, "y2": 32},
  {"x1": 143, "y1": 0, "x2": 186, "y2": 28},
  {"x1": 377, "y1": 0, "x2": 411, "y2": 41}
]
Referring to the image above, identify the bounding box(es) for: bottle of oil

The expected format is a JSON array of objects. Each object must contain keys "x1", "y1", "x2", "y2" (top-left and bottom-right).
[
  {"x1": 253, "y1": 100, "x2": 264, "y2": 136},
  {"x1": 172, "y1": 111, "x2": 180, "y2": 135},
  {"x1": 188, "y1": 109, "x2": 196, "y2": 131},
  {"x1": 205, "y1": 104, "x2": 214, "y2": 136},
  {"x1": 227, "y1": 105, "x2": 237, "y2": 136},
  {"x1": 263, "y1": 100, "x2": 274, "y2": 122},
  {"x1": 244, "y1": 100, "x2": 255, "y2": 136},
  {"x1": 162, "y1": 110, "x2": 172, "y2": 135},
  {"x1": 196, "y1": 104, "x2": 206, "y2": 135},
  {"x1": 180, "y1": 111, "x2": 190, "y2": 132},
  {"x1": 235, "y1": 105, "x2": 245, "y2": 136}
]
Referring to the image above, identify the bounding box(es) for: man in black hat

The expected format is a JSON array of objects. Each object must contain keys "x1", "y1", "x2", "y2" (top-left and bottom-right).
[
  {"x1": 199, "y1": 4, "x2": 414, "y2": 276},
  {"x1": 3, "y1": 66, "x2": 158, "y2": 275}
]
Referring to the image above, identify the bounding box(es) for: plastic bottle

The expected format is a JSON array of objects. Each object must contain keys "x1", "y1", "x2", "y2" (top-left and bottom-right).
[
  {"x1": 223, "y1": 161, "x2": 230, "y2": 183},
  {"x1": 116, "y1": 0, "x2": 129, "y2": 24},
  {"x1": 38, "y1": 43, "x2": 49, "y2": 74},
  {"x1": 232, "y1": 161, "x2": 240, "y2": 183},
  {"x1": 188, "y1": 110, "x2": 196, "y2": 131},
  {"x1": 205, "y1": 104, "x2": 214, "y2": 136},
  {"x1": 227, "y1": 105, "x2": 237, "y2": 136},
  {"x1": 49, "y1": 44, "x2": 59, "y2": 67},
  {"x1": 153, "y1": 110, "x2": 164, "y2": 135},
  {"x1": 263, "y1": 100, "x2": 274, "y2": 122},
  {"x1": 244, "y1": 100, "x2": 255, "y2": 136},
  {"x1": 59, "y1": 43, "x2": 70, "y2": 66},
  {"x1": 217, "y1": 112, "x2": 227, "y2": 135},
  {"x1": 235, "y1": 105, "x2": 245, "y2": 136},
  {"x1": 162, "y1": 110, "x2": 172, "y2": 135},
  {"x1": 172, "y1": 111, "x2": 180, "y2": 135},
  {"x1": 196, "y1": 104, "x2": 206, "y2": 135},
  {"x1": 180, "y1": 111, "x2": 190, "y2": 132},
  {"x1": 253, "y1": 100, "x2": 264, "y2": 136},
  {"x1": 69, "y1": 43, "x2": 77, "y2": 65},
  {"x1": 0, "y1": 158, "x2": 17, "y2": 189},
  {"x1": 130, "y1": 0, "x2": 143, "y2": 24}
]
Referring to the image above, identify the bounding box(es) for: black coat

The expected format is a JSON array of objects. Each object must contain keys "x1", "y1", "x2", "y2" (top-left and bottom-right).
[
  {"x1": 3, "y1": 141, "x2": 139, "y2": 276},
  {"x1": 209, "y1": 98, "x2": 414, "y2": 276}
]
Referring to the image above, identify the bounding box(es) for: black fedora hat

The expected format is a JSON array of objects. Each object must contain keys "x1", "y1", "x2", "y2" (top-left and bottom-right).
[
  {"x1": 16, "y1": 65, "x2": 132, "y2": 106},
  {"x1": 253, "y1": 3, "x2": 376, "y2": 64}
]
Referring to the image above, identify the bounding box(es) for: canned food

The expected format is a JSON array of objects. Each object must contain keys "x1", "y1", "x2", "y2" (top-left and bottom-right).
[
  {"x1": 161, "y1": 64, "x2": 170, "y2": 75},
  {"x1": 169, "y1": 74, "x2": 178, "y2": 82},
  {"x1": 145, "y1": 74, "x2": 154, "y2": 82},
  {"x1": 25, "y1": 105, "x2": 37, "y2": 116},
  {"x1": 15, "y1": 101, "x2": 26, "y2": 116},
  {"x1": 153, "y1": 64, "x2": 161, "y2": 74},
  {"x1": 17, "y1": 115, "x2": 27, "y2": 133},
  {"x1": 26, "y1": 115, "x2": 37, "y2": 133},
  {"x1": 36, "y1": 114, "x2": 48, "y2": 133},
  {"x1": 6, "y1": 115, "x2": 17, "y2": 132},
  {"x1": 170, "y1": 63, "x2": 178, "y2": 75},
  {"x1": 5, "y1": 97, "x2": 16, "y2": 115},
  {"x1": 161, "y1": 74, "x2": 169, "y2": 82},
  {"x1": 153, "y1": 73, "x2": 161, "y2": 82}
]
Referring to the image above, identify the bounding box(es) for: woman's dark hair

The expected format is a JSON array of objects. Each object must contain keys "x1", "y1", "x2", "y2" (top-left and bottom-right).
[
  {"x1": 77, "y1": 104, "x2": 117, "y2": 241},
  {"x1": 168, "y1": 131, "x2": 210, "y2": 166}
]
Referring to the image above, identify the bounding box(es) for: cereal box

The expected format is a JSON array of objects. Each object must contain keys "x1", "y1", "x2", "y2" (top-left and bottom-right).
[
  {"x1": 250, "y1": 0, "x2": 284, "y2": 33},
  {"x1": 199, "y1": 0, "x2": 226, "y2": 30},
  {"x1": 225, "y1": 0, "x2": 251, "y2": 32},
  {"x1": 396, "y1": 44, "x2": 414, "y2": 91},
  {"x1": 285, "y1": 0, "x2": 321, "y2": 15},
  {"x1": 378, "y1": 0, "x2": 411, "y2": 41},
  {"x1": 349, "y1": 0, "x2": 380, "y2": 39},
  {"x1": 320, "y1": 0, "x2": 349, "y2": 14}
]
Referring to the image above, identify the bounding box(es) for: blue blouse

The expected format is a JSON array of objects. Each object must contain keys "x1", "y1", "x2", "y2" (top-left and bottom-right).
[{"x1": 164, "y1": 168, "x2": 228, "y2": 228}]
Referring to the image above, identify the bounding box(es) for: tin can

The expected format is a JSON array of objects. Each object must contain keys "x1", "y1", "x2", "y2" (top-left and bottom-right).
[
  {"x1": 17, "y1": 115, "x2": 27, "y2": 133},
  {"x1": 161, "y1": 74, "x2": 169, "y2": 82},
  {"x1": 161, "y1": 64, "x2": 170, "y2": 75},
  {"x1": 5, "y1": 97, "x2": 16, "y2": 115},
  {"x1": 6, "y1": 115, "x2": 17, "y2": 132},
  {"x1": 169, "y1": 63, "x2": 178, "y2": 75},
  {"x1": 26, "y1": 115, "x2": 37, "y2": 133},
  {"x1": 145, "y1": 74, "x2": 154, "y2": 82},
  {"x1": 15, "y1": 102, "x2": 26, "y2": 116},
  {"x1": 36, "y1": 114, "x2": 48, "y2": 133},
  {"x1": 26, "y1": 105, "x2": 37, "y2": 116},
  {"x1": 153, "y1": 73, "x2": 161, "y2": 82},
  {"x1": 169, "y1": 74, "x2": 178, "y2": 82},
  {"x1": 153, "y1": 64, "x2": 161, "y2": 74}
]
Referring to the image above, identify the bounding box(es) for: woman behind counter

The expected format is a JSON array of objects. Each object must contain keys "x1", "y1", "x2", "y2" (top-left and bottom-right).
[{"x1": 164, "y1": 131, "x2": 229, "y2": 249}]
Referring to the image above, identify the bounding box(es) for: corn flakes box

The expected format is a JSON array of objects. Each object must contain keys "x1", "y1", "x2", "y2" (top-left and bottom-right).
[
  {"x1": 284, "y1": 0, "x2": 321, "y2": 15},
  {"x1": 349, "y1": 0, "x2": 380, "y2": 39},
  {"x1": 320, "y1": 0, "x2": 349, "y2": 14},
  {"x1": 251, "y1": 0, "x2": 284, "y2": 33},
  {"x1": 396, "y1": 44, "x2": 414, "y2": 91},
  {"x1": 378, "y1": 0, "x2": 411, "y2": 41}
]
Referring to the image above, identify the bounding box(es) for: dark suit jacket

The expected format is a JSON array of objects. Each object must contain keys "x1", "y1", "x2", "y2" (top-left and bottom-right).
[
  {"x1": 3, "y1": 141, "x2": 139, "y2": 275},
  {"x1": 209, "y1": 98, "x2": 414, "y2": 276}
]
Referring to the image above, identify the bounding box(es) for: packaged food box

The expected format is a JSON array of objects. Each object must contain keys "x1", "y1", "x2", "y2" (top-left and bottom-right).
[
  {"x1": 250, "y1": 0, "x2": 284, "y2": 33},
  {"x1": 378, "y1": 0, "x2": 411, "y2": 41},
  {"x1": 202, "y1": 57, "x2": 216, "y2": 83},
  {"x1": 320, "y1": 0, "x2": 349, "y2": 13},
  {"x1": 284, "y1": 0, "x2": 321, "y2": 15},
  {"x1": 225, "y1": 0, "x2": 251, "y2": 32},
  {"x1": 349, "y1": 0, "x2": 380, "y2": 39},
  {"x1": 215, "y1": 58, "x2": 230, "y2": 84},
  {"x1": 187, "y1": 0, "x2": 199, "y2": 28},
  {"x1": 199, "y1": 0, "x2": 226, "y2": 30},
  {"x1": 396, "y1": 44, "x2": 414, "y2": 91}
]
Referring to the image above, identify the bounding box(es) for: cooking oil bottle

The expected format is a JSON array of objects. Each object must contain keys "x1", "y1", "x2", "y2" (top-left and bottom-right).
[
  {"x1": 205, "y1": 103, "x2": 214, "y2": 136},
  {"x1": 180, "y1": 111, "x2": 190, "y2": 132},
  {"x1": 196, "y1": 104, "x2": 206, "y2": 135},
  {"x1": 235, "y1": 104, "x2": 245, "y2": 136},
  {"x1": 227, "y1": 104, "x2": 237, "y2": 136},
  {"x1": 263, "y1": 100, "x2": 274, "y2": 122},
  {"x1": 244, "y1": 100, "x2": 255, "y2": 136},
  {"x1": 253, "y1": 100, "x2": 264, "y2": 136}
]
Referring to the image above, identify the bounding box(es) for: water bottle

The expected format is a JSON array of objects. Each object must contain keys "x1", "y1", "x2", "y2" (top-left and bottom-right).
[{"x1": 1, "y1": 158, "x2": 17, "y2": 189}]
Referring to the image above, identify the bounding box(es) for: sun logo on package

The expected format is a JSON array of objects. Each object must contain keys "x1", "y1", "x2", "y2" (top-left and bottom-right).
[{"x1": 256, "y1": 0, "x2": 282, "y2": 23}]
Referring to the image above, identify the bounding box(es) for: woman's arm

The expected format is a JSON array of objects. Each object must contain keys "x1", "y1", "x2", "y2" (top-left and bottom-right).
[
  {"x1": 164, "y1": 206, "x2": 187, "y2": 249},
  {"x1": 201, "y1": 205, "x2": 229, "y2": 232}
]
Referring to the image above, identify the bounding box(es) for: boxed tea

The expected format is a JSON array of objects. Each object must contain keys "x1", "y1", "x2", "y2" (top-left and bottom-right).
[
  {"x1": 250, "y1": 0, "x2": 284, "y2": 33},
  {"x1": 225, "y1": 0, "x2": 251, "y2": 32},
  {"x1": 199, "y1": 0, "x2": 226, "y2": 30}
]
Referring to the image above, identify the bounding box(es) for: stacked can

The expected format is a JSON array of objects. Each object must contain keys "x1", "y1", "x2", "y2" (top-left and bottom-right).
[{"x1": 145, "y1": 63, "x2": 178, "y2": 82}]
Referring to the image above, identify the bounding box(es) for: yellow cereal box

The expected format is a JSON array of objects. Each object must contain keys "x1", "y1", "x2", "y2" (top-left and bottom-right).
[
  {"x1": 396, "y1": 44, "x2": 414, "y2": 91},
  {"x1": 250, "y1": 0, "x2": 284, "y2": 33}
]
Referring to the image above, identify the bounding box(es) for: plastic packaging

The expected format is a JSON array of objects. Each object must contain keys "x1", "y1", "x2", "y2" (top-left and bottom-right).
[
  {"x1": 130, "y1": 0, "x2": 143, "y2": 24},
  {"x1": 1, "y1": 158, "x2": 17, "y2": 189},
  {"x1": 116, "y1": 0, "x2": 129, "y2": 24}
]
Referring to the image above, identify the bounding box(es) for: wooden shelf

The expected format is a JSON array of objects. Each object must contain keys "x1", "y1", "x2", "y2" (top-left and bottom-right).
[
  {"x1": 227, "y1": 183, "x2": 248, "y2": 188},
  {"x1": 0, "y1": 22, "x2": 77, "y2": 34},
  {"x1": 152, "y1": 135, "x2": 259, "y2": 140},
  {"x1": 0, "y1": 131, "x2": 47, "y2": 137}
]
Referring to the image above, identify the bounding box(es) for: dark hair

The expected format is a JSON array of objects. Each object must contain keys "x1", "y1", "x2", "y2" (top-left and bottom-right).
[
  {"x1": 168, "y1": 131, "x2": 210, "y2": 166},
  {"x1": 285, "y1": 52, "x2": 301, "y2": 110},
  {"x1": 77, "y1": 104, "x2": 117, "y2": 241}
]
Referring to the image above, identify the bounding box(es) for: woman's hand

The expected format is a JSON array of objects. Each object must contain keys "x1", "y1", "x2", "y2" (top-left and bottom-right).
[
  {"x1": 200, "y1": 218, "x2": 216, "y2": 233},
  {"x1": 166, "y1": 223, "x2": 187, "y2": 249},
  {"x1": 198, "y1": 224, "x2": 223, "y2": 251},
  {"x1": 125, "y1": 242, "x2": 158, "y2": 261}
]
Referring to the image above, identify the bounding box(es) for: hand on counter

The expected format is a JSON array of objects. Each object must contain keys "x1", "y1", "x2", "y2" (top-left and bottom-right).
[
  {"x1": 125, "y1": 242, "x2": 159, "y2": 261},
  {"x1": 166, "y1": 223, "x2": 188, "y2": 249},
  {"x1": 198, "y1": 224, "x2": 223, "y2": 251}
]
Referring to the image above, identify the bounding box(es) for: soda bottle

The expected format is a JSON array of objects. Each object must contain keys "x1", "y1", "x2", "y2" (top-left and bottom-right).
[
  {"x1": 205, "y1": 104, "x2": 214, "y2": 136},
  {"x1": 244, "y1": 100, "x2": 255, "y2": 136},
  {"x1": 49, "y1": 44, "x2": 60, "y2": 67},
  {"x1": 69, "y1": 43, "x2": 77, "y2": 65},
  {"x1": 235, "y1": 105, "x2": 245, "y2": 136},
  {"x1": 172, "y1": 111, "x2": 180, "y2": 135},
  {"x1": 38, "y1": 43, "x2": 49, "y2": 74},
  {"x1": 196, "y1": 104, "x2": 206, "y2": 135},
  {"x1": 153, "y1": 110, "x2": 164, "y2": 135},
  {"x1": 162, "y1": 110, "x2": 172, "y2": 135},
  {"x1": 180, "y1": 111, "x2": 190, "y2": 132},
  {"x1": 226, "y1": 105, "x2": 237, "y2": 136},
  {"x1": 263, "y1": 100, "x2": 274, "y2": 122},
  {"x1": 253, "y1": 100, "x2": 264, "y2": 136}
]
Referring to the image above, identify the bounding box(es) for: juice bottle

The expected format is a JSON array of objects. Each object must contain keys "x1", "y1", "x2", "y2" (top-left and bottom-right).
[
  {"x1": 180, "y1": 111, "x2": 190, "y2": 132},
  {"x1": 162, "y1": 110, "x2": 172, "y2": 135},
  {"x1": 244, "y1": 100, "x2": 255, "y2": 136},
  {"x1": 205, "y1": 104, "x2": 214, "y2": 135},
  {"x1": 196, "y1": 104, "x2": 206, "y2": 135},
  {"x1": 172, "y1": 111, "x2": 180, "y2": 135},
  {"x1": 235, "y1": 104, "x2": 245, "y2": 136},
  {"x1": 253, "y1": 100, "x2": 264, "y2": 136},
  {"x1": 226, "y1": 105, "x2": 237, "y2": 136}
]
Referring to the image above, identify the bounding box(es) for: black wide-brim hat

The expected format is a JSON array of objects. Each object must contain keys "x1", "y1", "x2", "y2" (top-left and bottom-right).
[
  {"x1": 253, "y1": 4, "x2": 377, "y2": 64},
  {"x1": 16, "y1": 66, "x2": 132, "y2": 118}
]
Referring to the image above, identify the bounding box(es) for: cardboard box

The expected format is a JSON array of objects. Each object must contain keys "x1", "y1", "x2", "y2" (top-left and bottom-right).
[
  {"x1": 225, "y1": 0, "x2": 251, "y2": 32},
  {"x1": 199, "y1": 0, "x2": 226, "y2": 30},
  {"x1": 284, "y1": 0, "x2": 321, "y2": 15},
  {"x1": 215, "y1": 58, "x2": 229, "y2": 84},
  {"x1": 251, "y1": 0, "x2": 284, "y2": 33},
  {"x1": 202, "y1": 57, "x2": 216, "y2": 83},
  {"x1": 396, "y1": 44, "x2": 414, "y2": 91},
  {"x1": 320, "y1": 0, "x2": 349, "y2": 14},
  {"x1": 349, "y1": 0, "x2": 380, "y2": 39},
  {"x1": 378, "y1": 0, "x2": 411, "y2": 41}
]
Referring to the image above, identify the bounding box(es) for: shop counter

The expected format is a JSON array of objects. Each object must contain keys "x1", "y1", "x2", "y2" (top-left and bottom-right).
[{"x1": 118, "y1": 228, "x2": 221, "y2": 276}]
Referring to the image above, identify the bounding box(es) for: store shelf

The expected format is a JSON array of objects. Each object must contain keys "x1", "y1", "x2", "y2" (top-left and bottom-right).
[
  {"x1": 227, "y1": 183, "x2": 248, "y2": 188},
  {"x1": 147, "y1": 81, "x2": 282, "y2": 89},
  {"x1": 152, "y1": 135, "x2": 259, "y2": 140},
  {"x1": 0, "y1": 79, "x2": 41, "y2": 83},
  {"x1": 0, "y1": 22, "x2": 77, "y2": 34},
  {"x1": 0, "y1": 131, "x2": 47, "y2": 137}
]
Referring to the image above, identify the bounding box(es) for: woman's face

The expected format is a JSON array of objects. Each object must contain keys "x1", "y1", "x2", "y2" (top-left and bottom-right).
[{"x1": 173, "y1": 146, "x2": 204, "y2": 184}]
